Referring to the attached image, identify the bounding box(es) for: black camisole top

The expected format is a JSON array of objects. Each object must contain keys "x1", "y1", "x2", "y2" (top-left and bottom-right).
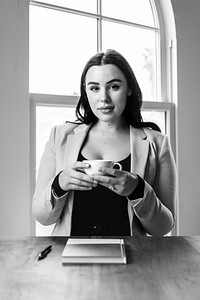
[{"x1": 70, "y1": 152, "x2": 131, "y2": 236}]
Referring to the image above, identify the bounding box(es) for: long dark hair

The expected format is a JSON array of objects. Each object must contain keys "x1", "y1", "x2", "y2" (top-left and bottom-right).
[{"x1": 75, "y1": 49, "x2": 160, "y2": 132}]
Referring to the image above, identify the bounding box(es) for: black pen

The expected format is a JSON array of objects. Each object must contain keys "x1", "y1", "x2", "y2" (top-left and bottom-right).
[{"x1": 38, "y1": 245, "x2": 52, "y2": 260}]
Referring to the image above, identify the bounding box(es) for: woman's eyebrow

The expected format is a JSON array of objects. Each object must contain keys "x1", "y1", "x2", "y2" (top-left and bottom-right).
[
  {"x1": 87, "y1": 78, "x2": 122, "y2": 85},
  {"x1": 107, "y1": 79, "x2": 122, "y2": 84},
  {"x1": 87, "y1": 81, "x2": 99, "y2": 85}
]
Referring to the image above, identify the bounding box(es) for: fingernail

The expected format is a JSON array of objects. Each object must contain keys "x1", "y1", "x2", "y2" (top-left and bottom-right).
[{"x1": 93, "y1": 180, "x2": 97, "y2": 186}]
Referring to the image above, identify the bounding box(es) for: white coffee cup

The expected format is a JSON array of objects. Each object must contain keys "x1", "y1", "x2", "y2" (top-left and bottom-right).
[{"x1": 83, "y1": 159, "x2": 122, "y2": 176}]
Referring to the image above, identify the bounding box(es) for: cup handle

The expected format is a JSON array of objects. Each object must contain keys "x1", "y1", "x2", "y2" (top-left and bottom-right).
[{"x1": 113, "y1": 162, "x2": 122, "y2": 170}]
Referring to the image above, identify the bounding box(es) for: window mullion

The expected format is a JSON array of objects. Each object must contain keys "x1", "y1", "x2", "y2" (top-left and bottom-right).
[
  {"x1": 155, "y1": 30, "x2": 161, "y2": 102},
  {"x1": 97, "y1": 0, "x2": 102, "y2": 52}
]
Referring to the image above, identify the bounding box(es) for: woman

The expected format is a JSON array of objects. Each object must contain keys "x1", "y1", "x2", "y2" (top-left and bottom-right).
[{"x1": 32, "y1": 49, "x2": 176, "y2": 236}]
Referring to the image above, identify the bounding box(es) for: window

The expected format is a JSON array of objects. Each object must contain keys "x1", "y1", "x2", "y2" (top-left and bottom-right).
[
  {"x1": 30, "y1": 0, "x2": 177, "y2": 235},
  {"x1": 30, "y1": 0, "x2": 159, "y2": 100}
]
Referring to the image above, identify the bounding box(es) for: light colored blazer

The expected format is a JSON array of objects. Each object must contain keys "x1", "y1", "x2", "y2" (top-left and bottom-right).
[{"x1": 32, "y1": 123, "x2": 176, "y2": 236}]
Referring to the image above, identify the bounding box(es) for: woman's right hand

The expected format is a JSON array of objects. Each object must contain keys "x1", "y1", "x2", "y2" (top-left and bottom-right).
[{"x1": 58, "y1": 162, "x2": 97, "y2": 192}]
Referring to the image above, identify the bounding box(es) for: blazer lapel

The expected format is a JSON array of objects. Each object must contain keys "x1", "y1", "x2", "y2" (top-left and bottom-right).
[
  {"x1": 130, "y1": 126, "x2": 149, "y2": 178},
  {"x1": 64, "y1": 124, "x2": 92, "y2": 166}
]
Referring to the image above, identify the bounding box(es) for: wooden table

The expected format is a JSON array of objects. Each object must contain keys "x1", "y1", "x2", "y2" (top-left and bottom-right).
[{"x1": 1, "y1": 236, "x2": 200, "y2": 300}]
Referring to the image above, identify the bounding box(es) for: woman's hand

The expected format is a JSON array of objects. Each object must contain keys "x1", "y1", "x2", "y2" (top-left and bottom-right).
[
  {"x1": 91, "y1": 167, "x2": 139, "y2": 196},
  {"x1": 59, "y1": 162, "x2": 97, "y2": 192}
]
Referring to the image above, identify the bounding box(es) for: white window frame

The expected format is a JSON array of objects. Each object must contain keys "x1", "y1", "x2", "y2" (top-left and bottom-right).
[{"x1": 29, "y1": 0, "x2": 178, "y2": 235}]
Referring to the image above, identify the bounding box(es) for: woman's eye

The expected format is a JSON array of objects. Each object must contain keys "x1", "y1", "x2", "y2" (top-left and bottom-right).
[
  {"x1": 109, "y1": 84, "x2": 120, "y2": 90},
  {"x1": 90, "y1": 86, "x2": 99, "y2": 92}
]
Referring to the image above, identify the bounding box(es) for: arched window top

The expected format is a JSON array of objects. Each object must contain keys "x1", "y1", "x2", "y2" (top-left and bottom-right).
[{"x1": 37, "y1": 0, "x2": 157, "y2": 27}]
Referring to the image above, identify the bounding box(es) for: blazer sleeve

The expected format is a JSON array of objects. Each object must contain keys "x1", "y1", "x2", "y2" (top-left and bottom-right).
[
  {"x1": 128, "y1": 135, "x2": 177, "y2": 236},
  {"x1": 32, "y1": 126, "x2": 68, "y2": 225}
]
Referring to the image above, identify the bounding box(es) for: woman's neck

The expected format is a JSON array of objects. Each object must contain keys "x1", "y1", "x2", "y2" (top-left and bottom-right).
[{"x1": 92, "y1": 118, "x2": 129, "y2": 134}]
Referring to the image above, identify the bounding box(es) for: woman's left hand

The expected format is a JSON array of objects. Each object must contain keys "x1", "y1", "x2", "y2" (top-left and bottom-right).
[{"x1": 91, "y1": 167, "x2": 139, "y2": 196}]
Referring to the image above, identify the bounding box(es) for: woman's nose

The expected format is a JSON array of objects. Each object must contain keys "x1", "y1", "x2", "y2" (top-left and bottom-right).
[{"x1": 100, "y1": 89, "x2": 109, "y2": 102}]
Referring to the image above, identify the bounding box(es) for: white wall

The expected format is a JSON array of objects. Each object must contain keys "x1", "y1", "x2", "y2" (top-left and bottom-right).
[
  {"x1": 171, "y1": 0, "x2": 200, "y2": 235},
  {"x1": 0, "y1": 0, "x2": 31, "y2": 235},
  {"x1": 0, "y1": 0, "x2": 200, "y2": 236}
]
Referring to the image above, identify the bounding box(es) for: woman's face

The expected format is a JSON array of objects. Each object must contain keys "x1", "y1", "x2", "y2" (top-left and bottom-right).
[{"x1": 85, "y1": 64, "x2": 131, "y2": 124}]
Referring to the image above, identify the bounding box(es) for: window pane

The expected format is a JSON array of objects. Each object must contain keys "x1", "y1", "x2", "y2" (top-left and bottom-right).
[
  {"x1": 141, "y1": 110, "x2": 166, "y2": 134},
  {"x1": 36, "y1": 105, "x2": 76, "y2": 173},
  {"x1": 29, "y1": 6, "x2": 97, "y2": 95},
  {"x1": 102, "y1": 0, "x2": 155, "y2": 27},
  {"x1": 36, "y1": 105, "x2": 76, "y2": 236},
  {"x1": 102, "y1": 21, "x2": 157, "y2": 101},
  {"x1": 37, "y1": 0, "x2": 97, "y2": 13}
]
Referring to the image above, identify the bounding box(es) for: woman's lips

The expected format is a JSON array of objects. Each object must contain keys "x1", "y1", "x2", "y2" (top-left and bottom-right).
[{"x1": 98, "y1": 106, "x2": 114, "y2": 113}]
